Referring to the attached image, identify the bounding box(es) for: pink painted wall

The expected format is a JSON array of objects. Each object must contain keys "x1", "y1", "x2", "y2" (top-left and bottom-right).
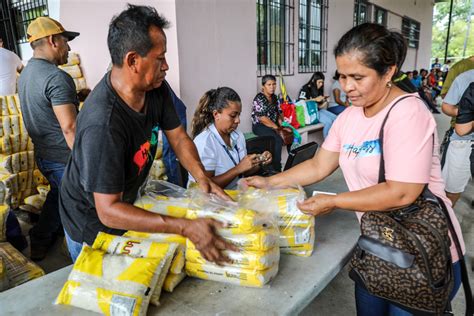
[{"x1": 59, "y1": 0, "x2": 181, "y2": 94}]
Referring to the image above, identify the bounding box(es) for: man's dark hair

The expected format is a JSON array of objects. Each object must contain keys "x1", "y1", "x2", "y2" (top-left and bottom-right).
[{"x1": 108, "y1": 4, "x2": 170, "y2": 66}]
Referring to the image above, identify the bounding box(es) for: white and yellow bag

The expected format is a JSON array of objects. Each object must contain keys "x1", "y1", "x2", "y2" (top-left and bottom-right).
[
  {"x1": 0, "y1": 242, "x2": 44, "y2": 288},
  {"x1": 279, "y1": 225, "x2": 315, "y2": 257},
  {"x1": 185, "y1": 261, "x2": 278, "y2": 288},
  {"x1": 91, "y1": 232, "x2": 177, "y2": 306},
  {"x1": 186, "y1": 245, "x2": 279, "y2": 271},
  {"x1": 0, "y1": 205, "x2": 8, "y2": 242},
  {"x1": 217, "y1": 227, "x2": 279, "y2": 252},
  {"x1": 56, "y1": 245, "x2": 163, "y2": 315},
  {"x1": 134, "y1": 195, "x2": 188, "y2": 218}
]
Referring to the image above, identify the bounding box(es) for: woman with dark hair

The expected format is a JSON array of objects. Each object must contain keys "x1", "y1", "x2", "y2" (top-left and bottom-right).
[
  {"x1": 298, "y1": 71, "x2": 337, "y2": 138},
  {"x1": 191, "y1": 87, "x2": 272, "y2": 189},
  {"x1": 328, "y1": 71, "x2": 349, "y2": 115},
  {"x1": 251, "y1": 75, "x2": 287, "y2": 171},
  {"x1": 244, "y1": 23, "x2": 465, "y2": 315}
]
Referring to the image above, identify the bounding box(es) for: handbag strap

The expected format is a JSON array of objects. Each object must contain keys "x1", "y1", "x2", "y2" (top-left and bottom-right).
[{"x1": 377, "y1": 94, "x2": 473, "y2": 315}]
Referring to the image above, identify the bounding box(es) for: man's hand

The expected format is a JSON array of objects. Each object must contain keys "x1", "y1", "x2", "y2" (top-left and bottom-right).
[
  {"x1": 182, "y1": 218, "x2": 238, "y2": 265},
  {"x1": 197, "y1": 176, "x2": 231, "y2": 201},
  {"x1": 297, "y1": 194, "x2": 337, "y2": 217}
]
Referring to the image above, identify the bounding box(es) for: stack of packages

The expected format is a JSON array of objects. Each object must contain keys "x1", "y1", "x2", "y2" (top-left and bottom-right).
[
  {"x1": 55, "y1": 232, "x2": 177, "y2": 315},
  {"x1": 148, "y1": 139, "x2": 167, "y2": 181},
  {"x1": 59, "y1": 53, "x2": 87, "y2": 92},
  {"x1": 271, "y1": 188, "x2": 315, "y2": 257},
  {"x1": 0, "y1": 95, "x2": 48, "y2": 210},
  {"x1": 0, "y1": 242, "x2": 44, "y2": 292},
  {"x1": 184, "y1": 188, "x2": 280, "y2": 287}
]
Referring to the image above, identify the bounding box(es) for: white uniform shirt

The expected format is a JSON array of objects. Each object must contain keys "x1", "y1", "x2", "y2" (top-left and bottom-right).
[
  {"x1": 328, "y1": 80, "x2": 346, "y2": 108},
  {"x1": 0, "y1": 48, "x2": 23, "y2": 95},
  {"x1": 189, "y1": 124, "x2": 247, "y2": 189}
]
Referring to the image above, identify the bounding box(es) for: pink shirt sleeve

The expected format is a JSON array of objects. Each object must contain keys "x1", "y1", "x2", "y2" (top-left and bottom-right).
[{"x1": 383, "y1": 98, "x2": 436, "y2": 183}]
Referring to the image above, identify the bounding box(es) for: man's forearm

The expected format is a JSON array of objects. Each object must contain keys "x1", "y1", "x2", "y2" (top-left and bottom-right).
[
  {"x1": 63, "y1": 131, "x2": 75, "y2": 150},
  {"x1": 441, "y1": 103, "x2": 458, "y2": 117}
]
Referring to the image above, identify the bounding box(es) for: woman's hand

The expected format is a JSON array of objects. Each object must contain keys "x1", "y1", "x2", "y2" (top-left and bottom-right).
[
  {"x1": 297, "y1": 194, "x2": 337, "y2": 217},
  {"x1": 313, "y1": 96, "x2": 325, "y2": 103},
  {"x1": 240, "y1": 176, "x2": 270, "y2": 189},
  {"x1": 237, "y1": 154, "x2": 259, "y2": 174}
]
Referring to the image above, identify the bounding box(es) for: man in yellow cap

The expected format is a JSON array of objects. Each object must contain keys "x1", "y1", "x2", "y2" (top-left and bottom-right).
[{"x1": 18, "y1": 17, "x2": 80, "y2": 260}]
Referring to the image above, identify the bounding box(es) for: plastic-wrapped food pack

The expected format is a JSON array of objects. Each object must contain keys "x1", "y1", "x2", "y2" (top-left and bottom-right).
[
  {"x1": 124, "y1": 231, "x2": 186, "y2": 274},
  {"x1": 186, "y1": 244, "x2": 279, "y2": 271},
  {"x1": 0, "y1": 205, "x2": 8, "y2": 242},
  {"x1": 217, "y1": 228, "x2": 279, "y2": 251},
  {"x1": 91, "y1": 232, "x2": 177, "y2": 306},
  {"x1": 134, "y1": 195, "x2": 189, "y2": 218},
  {"x1": 279, "y1": 225, "x2": 315, "y2": 257},
  {"x1": 185, "y1": 261, "x2": 278, "y2": 288},
  {"x1": 0, "y1": 257, "x2": 8, "y2": 291},
  {"x1": 56, "y1": 245, "x2": 164, "y2": 315},
  {"x1": 0, "y1": 242, "x2": 44, "y2": 288},
  {"x1": 163, "y1": 272, "x2": 186, "y2": 292}
]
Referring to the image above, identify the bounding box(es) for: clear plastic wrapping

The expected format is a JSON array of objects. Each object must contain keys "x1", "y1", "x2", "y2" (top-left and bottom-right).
[
  {"x1": 0, "y1": 242, "x2": 44, "y2": 289},
  {"x1": 91, "y1": 232, "x2": 177, "y2": 306},
  {"x1": 56, "y1": 245, "x2": 164, "y2": 315}
]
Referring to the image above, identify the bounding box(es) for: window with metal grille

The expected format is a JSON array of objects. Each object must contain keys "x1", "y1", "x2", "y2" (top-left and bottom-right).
[
  {"x1": 298, "y1": 0, "x2": 327, "y2": 73},
  {"x1": 353, "y1": 0, "x2": 369, "y2": 26},
  {"x1": 10, "y1": 0, "x2": 49, "y2": 44},
  {"x1": 401, "y1": 17, "x2": 420, "y2": 49},
  {"x1": 257, "y1": 0, "x2": 294, "y2": 76},
  {"x1": 373, "y1": 5, "x2": 387, "y2": 27}
]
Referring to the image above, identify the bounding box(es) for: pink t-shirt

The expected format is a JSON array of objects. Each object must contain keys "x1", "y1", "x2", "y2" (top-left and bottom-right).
[{"x1": 322, "y1": 93, "x2": 465, "y2": 262}]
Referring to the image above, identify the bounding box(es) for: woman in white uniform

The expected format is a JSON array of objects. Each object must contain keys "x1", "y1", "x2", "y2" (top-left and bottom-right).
[{"x1": 189, "y1": 87, "x2": 272, "y2": 189}]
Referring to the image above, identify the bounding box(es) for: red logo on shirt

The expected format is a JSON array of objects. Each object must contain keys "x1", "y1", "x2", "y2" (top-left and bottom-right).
[{"x1": 133, "y1": 141, "x2": 151, "y2": 175}]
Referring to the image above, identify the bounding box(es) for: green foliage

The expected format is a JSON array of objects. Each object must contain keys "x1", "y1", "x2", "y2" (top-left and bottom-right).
[{"x1": 432, "y1": 0, "x2": 474, "y2": 61}]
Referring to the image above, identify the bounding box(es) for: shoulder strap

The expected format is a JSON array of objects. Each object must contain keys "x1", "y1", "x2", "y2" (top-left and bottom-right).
[{"x1": 377, "y1": 95, "x2": 414, "y2": 183}]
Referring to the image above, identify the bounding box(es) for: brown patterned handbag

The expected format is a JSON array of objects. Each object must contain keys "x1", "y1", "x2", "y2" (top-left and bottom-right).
[{"x1": 348, "y1": 96, "x2": 473, "y2": 315}]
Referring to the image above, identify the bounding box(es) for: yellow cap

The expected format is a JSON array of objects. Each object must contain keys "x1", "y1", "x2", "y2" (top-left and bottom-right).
[{"x1": 27, "y1": 17, "x2": 79, "y2": 43}]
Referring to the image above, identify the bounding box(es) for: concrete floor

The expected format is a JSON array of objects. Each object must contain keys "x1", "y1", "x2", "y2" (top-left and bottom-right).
[{"x1": 16, "y1": 110, "x2": 474, "y2": 315}]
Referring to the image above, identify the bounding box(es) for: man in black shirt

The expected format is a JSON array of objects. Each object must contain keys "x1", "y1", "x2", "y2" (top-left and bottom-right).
[{"x1": 60, "y1": 5, "x2": 234, "y2": 263}]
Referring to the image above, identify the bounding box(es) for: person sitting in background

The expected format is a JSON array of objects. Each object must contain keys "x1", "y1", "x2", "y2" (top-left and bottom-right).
[
  {"x1": 190, "y1": 87, "x2": 272, "y2": 189},
  {"x1": 431, "y1": 57, "x2": 442, "y2": 70},
  {"x1": 410, "y1": 70, "x2": 421, "y2": 89},
  {"x1": 252, "y1": 75, "x2": 287, "y2": 171},
  {"x1": 442, "y1": 59, "x2": 451, "y2": 75},
  {"x1": 298, "y1": 71, "x2": 337, "y2": 138},
  {"x1": 0, "y1": 37, "x2": 24, "y2": 95},
  {"x1": 327, "y1": 71, "x2": 349, "y2": 115}
]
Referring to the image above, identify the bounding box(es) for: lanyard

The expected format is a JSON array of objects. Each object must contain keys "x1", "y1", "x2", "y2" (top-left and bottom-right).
[{"x1": 222, "y1": 144, "x2": 241, "y2": 167}]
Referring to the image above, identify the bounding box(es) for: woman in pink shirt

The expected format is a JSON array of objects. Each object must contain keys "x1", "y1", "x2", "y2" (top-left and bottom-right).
[{"x1": 244, "y1": 23, "x2": 466, "y2": 315}]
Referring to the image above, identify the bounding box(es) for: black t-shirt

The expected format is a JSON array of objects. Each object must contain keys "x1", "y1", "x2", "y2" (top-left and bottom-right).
[
  {"x1": 456, "y1": 82, "x2": 474, "y2": 124},
  {"x1": 59, "y1": 73, "x2": 181, "y2": 245}
]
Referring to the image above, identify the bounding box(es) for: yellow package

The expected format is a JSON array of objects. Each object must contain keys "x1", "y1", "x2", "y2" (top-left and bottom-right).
[
  {"x1": 74, "y1": 77, "x2": 87, "y2": 91},
  {"x1": 216, "y1": 227, "x2": 279, "y2": 251},
  {"x1": 33, "y1": 169, "x2": 47, "y2": 186},
  {"x1": 9, "y1": 115, "x2": 20, "y2": 135},
  {"x1": 278, "y1": 214, "x2": 315, "y2": 228},
  {"x1": 66, "y1": 52, "x2": 80, "y2": 65},
  {"x1": 56, "y1": 245, "x2": 164, "y2": 316},
  {"x1": 25, "y1": 170, "x2": 33, "y2": 190},
  {"x1": 91, "y1": 232, "x2": 177, "y2": 306},
  {"x1": 24, "y1": 194, "x2": 46, "y2": 210},
  {"x1": 0, "y1": 256, "x2": 8, "y2": 291},
  {"x1": 0, "y1": 205, "x2": 8, "y2": 242},
  {"x1": 36, "y1": 184, "x2": 50, "y2": 197},
  {"x1": 0, "y1": 242, "x2": 45, "y2": 288},
  {"x1": 0, "y1": 136, "x2": 11, "y2": 155},
  {"x1": 224, "y1": 189, "x2": 239, "y2": 201},
  {"x1": 19, "y1": 151, "x2": 27, "y2": 172},
  {"x1": 185, "y1": 261, "x2": 278, "y2": 288},
  {"x1": 134, "y1": 195, "x2": 188, "y2": 218},
  {"x1": 19, "y1": 132, "x2": 28, "y2": 152},
  {"x1": 27, "y1": 151, "x2": 34, "y2": 170},
  {"x1": 186, "y1": 245, "x2": 279, "y2": 271},
  {"x1": 18, "y1": 171, "x2": 28, "y2": 191},
  {"x1": 10, "y1": 153, "x2": 20, "y2": 173},
  {"x1": 6, "y1": 96, "x2": 19, "y2": 115},
  {"x1": 163, "y1": 272, "x2": 186, "y2": 293},
  {"x1": 279, "y1": 225, "x2": 315, "y2": 257},
  {"x1": 186, "y1": 207, "x2": 272, "y2": 234},
  {"x1": 123, "y1": 231, "x2": 186, "y2": 274},
  {"x1": 10, "y1": 134, "x2": 20, "y2": 153},
  {"x1": 1, "y1": 116, "x2": 11, "y2": 137},
  {"x1": 26, "y1": 138, "x2": 34, "y2": 151},
  {"x1": 2, "y1": 173, "x2": 18, "y2": 195}
]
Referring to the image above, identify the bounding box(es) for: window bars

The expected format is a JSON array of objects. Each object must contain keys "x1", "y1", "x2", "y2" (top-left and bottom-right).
[
  {"x1": 10, "y1": 0, "x2": 49, "y2": 44},
  {"x1": 257, "y1": 0, "x2": 295, "y2": 76},
  {"x1": 402, "y1": 17, "x2": 420, "y2": 49},
  {"x1": 298, "y1": 0, "x2": 327, "y2": 73},
  {"x1": 353, "y1": 0, "x2": 369, "y2": 26}
]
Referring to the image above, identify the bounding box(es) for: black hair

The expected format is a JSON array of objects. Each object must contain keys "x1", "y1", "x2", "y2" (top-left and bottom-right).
[
  {"x1": 304, "y1": 71, "x2": 325, "y2": 97},
  {"x1": 262, "y1": 74, "x2": 276, "y2": 85},
  {"x1": 191, "y1": 87, "x2": 241, "y2": 138},
  {"x1": 334, "y1": 23, "x2": 407, "y2": 80},
  {"x1": 413, "y1": 70, "x2": 419, "y2": 76},
  {"x1": 108, "y1": 4, "x2": 170, "y2": 66}
]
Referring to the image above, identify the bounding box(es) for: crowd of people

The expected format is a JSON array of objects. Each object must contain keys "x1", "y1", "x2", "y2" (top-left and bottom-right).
[{"x1": 0, "y1": 4, "x2": 472, "y2": 315}]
